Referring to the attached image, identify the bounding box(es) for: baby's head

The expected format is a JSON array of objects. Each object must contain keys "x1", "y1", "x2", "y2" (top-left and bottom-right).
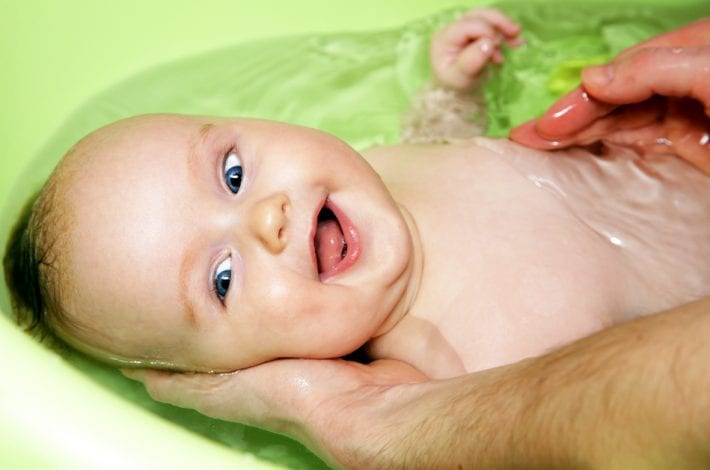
[{"x1": 4, "y1": 114, "x2": 418, "y2": 371}]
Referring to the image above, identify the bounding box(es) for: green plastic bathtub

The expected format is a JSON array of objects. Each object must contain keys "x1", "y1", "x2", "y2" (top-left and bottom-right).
[{"x1": 1, "y1": 1, "x2": 706, "y2": 468}]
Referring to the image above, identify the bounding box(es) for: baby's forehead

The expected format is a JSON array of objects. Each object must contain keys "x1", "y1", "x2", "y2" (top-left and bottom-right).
[
  {"x1": 72, "y1": 115, "x2": 202, "y2": 158},
  {"x1": 53, "y1": 116, "x2": 204, "y2": 258},
  {"x1": 60, "y1": 115, "x2": 205, "y2": 187}
]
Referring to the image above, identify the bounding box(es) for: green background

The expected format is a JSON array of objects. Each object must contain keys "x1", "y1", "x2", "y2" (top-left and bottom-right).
[{"x1": 0, "y1": 0, "x2": 467, "y2": 204}]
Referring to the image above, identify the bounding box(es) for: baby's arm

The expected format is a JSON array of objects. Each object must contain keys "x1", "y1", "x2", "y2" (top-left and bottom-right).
[{"x1": 401, "y1": 8, "x2": 522, "y2": 143}]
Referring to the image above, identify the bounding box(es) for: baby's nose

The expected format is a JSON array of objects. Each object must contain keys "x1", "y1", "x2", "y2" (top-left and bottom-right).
[{"x1": 248, "y1": 193, "x2": 290, "y2": 253}]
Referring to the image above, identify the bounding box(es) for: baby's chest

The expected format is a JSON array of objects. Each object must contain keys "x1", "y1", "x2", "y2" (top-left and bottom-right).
[
  {"x1": 395, "y1": 141, "x2": 709, "y2": 375},
  {"x1": 411, "y1": 157, "x2": 627, "y2": 372}
]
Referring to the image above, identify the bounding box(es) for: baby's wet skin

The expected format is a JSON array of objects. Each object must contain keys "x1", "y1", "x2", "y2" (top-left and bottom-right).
[
  {"x1": 364, "y1": 138, "x2": 709, "y2": 377},
  {"x1": 476, "y1": 137, "x2": 710, "y2": 314},
  {"x1": 46, "y1": 113, "x2": 709, "y2": 379}
]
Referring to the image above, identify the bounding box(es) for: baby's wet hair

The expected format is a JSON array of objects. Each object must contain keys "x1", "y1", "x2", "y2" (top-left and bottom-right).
[
  {"x1": 3, "y1": 179, "x2": 70, "y2": 349},
  {"x1": 3, "y1": 174, "x2": 186, "y2": 369}
]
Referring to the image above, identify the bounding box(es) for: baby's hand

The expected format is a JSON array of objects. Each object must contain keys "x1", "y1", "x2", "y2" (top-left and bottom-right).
[{"x1": 430, "y1": 8, "x2": 522, "y2": 91}]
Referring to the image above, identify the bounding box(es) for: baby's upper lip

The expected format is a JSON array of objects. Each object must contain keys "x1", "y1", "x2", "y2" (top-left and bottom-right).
[{"x1": 310, "y1": 197, "x2": 327, "y2": 278}]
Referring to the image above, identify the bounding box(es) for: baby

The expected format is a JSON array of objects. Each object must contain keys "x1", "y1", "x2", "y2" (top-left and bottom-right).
[{"x1": 4, "y1": 9, "x2": 709, "y2": 380}]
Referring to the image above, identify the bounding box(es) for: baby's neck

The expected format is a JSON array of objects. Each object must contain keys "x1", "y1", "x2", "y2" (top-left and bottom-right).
[{"x1": 370, "y1": 203, "x2": 425, "y2": 338}]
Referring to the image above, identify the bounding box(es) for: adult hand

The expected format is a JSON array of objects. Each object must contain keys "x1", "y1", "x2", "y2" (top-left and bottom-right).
[
  {"x1": 510, "y1": 18, "x2": 710, "y2": 175},
  {"x1": 124, "y1": 297, "x2": 710, "y2": 469},
  {"x1": 123, "y1": 358, "x2": 427, "y2": 468}
]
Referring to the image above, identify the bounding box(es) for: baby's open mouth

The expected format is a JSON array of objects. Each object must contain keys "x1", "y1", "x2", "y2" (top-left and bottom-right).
[
  {"x1": 314, "y1": 206, "x2": 348, "y2": 276},
  {"x1": 311, "y1": 198, "x2": 361, "y2": 281}
]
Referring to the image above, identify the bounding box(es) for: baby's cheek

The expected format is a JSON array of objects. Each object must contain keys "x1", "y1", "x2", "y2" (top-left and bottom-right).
[{"x1": 255, "y1": 280, "x2": 302, "y2": 320}]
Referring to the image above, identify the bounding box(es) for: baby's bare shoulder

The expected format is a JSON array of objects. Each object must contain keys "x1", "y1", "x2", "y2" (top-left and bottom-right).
[
  {"x1": 365, "y1": 139, "x2": 530, "y2": 208},
  {"x1": 363, "y1": 137, "x2": 503, "y2": 163}
]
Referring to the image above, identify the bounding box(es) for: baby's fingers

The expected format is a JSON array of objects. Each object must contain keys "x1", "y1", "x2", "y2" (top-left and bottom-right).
[
  {"x1": 457, "y1": 37, "x2": 498, "y2": 77},
  {"x1": 431, "y1": 8, "x2": 522, "y2": 89},
  {"x1": 463, "y1": 7, "x2": 522, "y2": 44},
  {"x1": 437, "y1": 16, "x2": 499, "y2": 50},
  {"x1": 431, "y1": 27, "x2": 498, "y2": 89}
]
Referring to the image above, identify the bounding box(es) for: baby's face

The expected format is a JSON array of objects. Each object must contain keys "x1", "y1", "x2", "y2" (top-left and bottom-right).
[{"x1": 57, "y1": 115, "x2": 416, "y2": 371}]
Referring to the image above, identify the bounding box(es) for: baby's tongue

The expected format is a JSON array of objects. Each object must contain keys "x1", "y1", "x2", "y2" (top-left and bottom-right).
[{"x1": 315, "y1": 218, "x2": 344, "y2": 274}]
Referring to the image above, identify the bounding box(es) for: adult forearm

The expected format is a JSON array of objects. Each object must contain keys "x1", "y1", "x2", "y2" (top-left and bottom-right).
[
  {"x1": 514, "y1": 296, "x2": 710, "y2": 468},
  {"x1": 352, "y1": 297, "x2": 710, "y2": 469}
]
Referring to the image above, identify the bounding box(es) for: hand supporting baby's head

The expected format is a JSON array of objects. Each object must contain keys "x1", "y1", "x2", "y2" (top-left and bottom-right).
[{"x1": 3, "y1": 114, "x2": 419, "y2": 372}]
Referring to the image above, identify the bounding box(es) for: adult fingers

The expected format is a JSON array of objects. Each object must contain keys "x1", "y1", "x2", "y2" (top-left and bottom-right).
[
  {"x1": 663, "y1": 99, "x2": 710, "y2": 175},
  {"x1": 510, "y1": 99, "x2": 664, "y2": 150},
  {"x1": 123, "y1": 369, "x2": 241, "y2": 415},
  {"x1": 582, "y1": 46, "x2": 710, "y2": 113},
  {"x1": 121, "y1": 358, "x2": 416, "y2": 432},
  {"x1": 123, "y1": 366, "x2": 301, "y2": 434},
  {"x1": 594, "y1": 113, "x2": 710, "y2": 176},
  {"x1": 509, "y1": 99, "x2": 626, "y2": 150},
  {"x1": 509, "y1": 120, "x2": 567, "y2": 149},
  {"x1": 615, "y1": 17, "x2": 710, "y2": 62},
  {"x1": 509, "y1": 117, "x2": 621, "y2": 150},
  {"x1": 671, "y1": 131, "x2": 710, "y2": 176},
  {"x1": 515, "y1": 46, "x2": 710, "y2": 144},
  {"x1": 608, "y1": 125, "x2": 710, "y2": 176},
  {"x1": 530, "y1": 87, "x2": 616, "y2": 139}
]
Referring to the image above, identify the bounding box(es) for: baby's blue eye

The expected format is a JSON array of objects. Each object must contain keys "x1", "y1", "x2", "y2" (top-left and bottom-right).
[
  {"x1": 214, "y1": 257, "x2": 232, "y2": 300},
  {"x1": 224, "y1": 150, "x2": 243, "y2": 194}
]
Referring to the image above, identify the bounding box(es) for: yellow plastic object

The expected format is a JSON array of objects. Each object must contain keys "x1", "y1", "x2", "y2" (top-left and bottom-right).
[{"x1": 547, "y1": 55, "x2": 610, "y2": 95}]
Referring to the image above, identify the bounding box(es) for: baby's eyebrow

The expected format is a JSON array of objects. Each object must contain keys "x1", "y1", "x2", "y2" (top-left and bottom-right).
[
  {"x1": 186, "y1": 122, "x2": 216, "y2": 177},
  {"x1": 179, "y1": 122, "x2": 217, "y2": 327},
  {"x1": 178, "y1": 237, "x2": 200, "y2": 327},
  {"x1": 199, "y1": 122, "x2": 215, "y2": 138}
]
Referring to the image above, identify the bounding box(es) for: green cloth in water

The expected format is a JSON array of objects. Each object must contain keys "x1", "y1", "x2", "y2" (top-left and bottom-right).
[
  {"x1": 27, "y1": 2, "x2": 706, "y2": 469},
  {"x1": 42, "y1": 3, "x2": 705, "y2": 156},
  {"x1": 483, "y1": 2, "x2": 706, "y2": 136}
]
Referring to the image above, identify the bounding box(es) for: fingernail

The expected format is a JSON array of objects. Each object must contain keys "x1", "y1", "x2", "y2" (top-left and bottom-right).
[
  {"x1": 583, "y1": 65, "x2": 613, "y2": 86},
  {"x1": 480, "y1": 38, "x2": 493, "y2": 55}
]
